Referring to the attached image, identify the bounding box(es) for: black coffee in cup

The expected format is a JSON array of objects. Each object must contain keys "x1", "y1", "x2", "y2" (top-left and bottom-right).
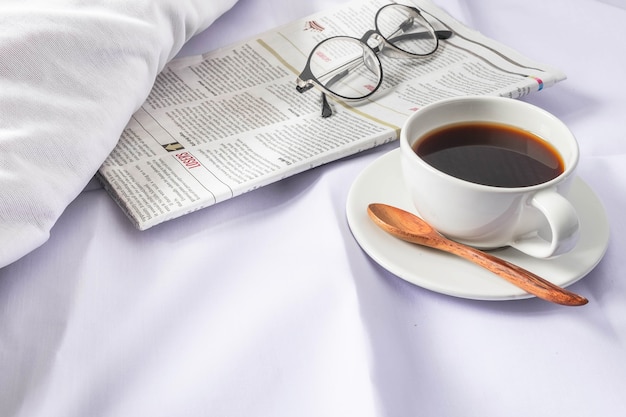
[{"x1": 413, "y1": 121, "x2": 564, "y2": 188}]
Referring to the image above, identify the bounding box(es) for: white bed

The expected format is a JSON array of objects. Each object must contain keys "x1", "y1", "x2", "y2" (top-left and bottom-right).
[{"x1": 2, "y1": 0, "x2": 625, "y2": 416}]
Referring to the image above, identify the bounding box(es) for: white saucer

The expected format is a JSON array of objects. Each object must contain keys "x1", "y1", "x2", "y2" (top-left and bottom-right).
[{"x1": 346, "y1": 149, "x2": 610, "y2": 301}]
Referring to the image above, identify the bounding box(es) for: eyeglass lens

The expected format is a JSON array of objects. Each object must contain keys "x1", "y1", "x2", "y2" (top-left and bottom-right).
[
  {"x1": 309, "y1": 37, "x2": 382, "y2": 101},
  {"x1": 375, "y1": 5, "x2": 438, "y2": 56}
]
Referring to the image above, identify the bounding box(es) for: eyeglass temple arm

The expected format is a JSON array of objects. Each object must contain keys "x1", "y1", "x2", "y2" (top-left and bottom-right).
[
  {"x1": 321, "y1": 94, "x2": 333, "y2": 118},
  {"x1": 436, "y1": 29, "x2": 453, "y2": 40},
  {"x1": 368, "y1": 29, "x2": 452, "y2": 55},
  {"x1": 388, "y1": 29, "x2": 452, "y2": 45},
  {"x1": 319, "y1": 67, "x2": 350, "y2": 117},
  {"x1": 297, "y1": 65, "x2": 350, "y2": 94}
]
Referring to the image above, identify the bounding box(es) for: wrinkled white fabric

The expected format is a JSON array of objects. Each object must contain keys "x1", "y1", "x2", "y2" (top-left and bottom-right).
[
  {"x1": 0, "y1": 0, "x2": 238, "y2": 267},
  {"x1": 1, "y1": 1, "x2": 626, "y2": 417}
]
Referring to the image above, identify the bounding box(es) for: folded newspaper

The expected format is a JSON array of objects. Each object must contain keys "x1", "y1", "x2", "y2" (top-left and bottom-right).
[{"x1": 97, "y1": 0, "x2": 566, "y2": 230}]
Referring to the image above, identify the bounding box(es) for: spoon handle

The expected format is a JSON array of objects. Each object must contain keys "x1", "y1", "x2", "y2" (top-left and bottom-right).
[{"x1": 440, "y1": 239, "x2": 588, "y2": 306}]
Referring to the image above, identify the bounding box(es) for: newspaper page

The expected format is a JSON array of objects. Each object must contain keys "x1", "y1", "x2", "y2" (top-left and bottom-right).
[{"x1": 97, "y1": 0, "x2": 566, "y2": 230}]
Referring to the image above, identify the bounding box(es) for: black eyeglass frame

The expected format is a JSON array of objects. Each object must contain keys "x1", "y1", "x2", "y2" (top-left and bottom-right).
[{"x1": 295, "y1": 4, "x2": 452, "y2": 117}]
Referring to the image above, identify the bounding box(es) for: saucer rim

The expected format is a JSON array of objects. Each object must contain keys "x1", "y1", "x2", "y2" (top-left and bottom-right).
[{"x1": 345, "y1": 148, "x2": 609, "y2": 301}]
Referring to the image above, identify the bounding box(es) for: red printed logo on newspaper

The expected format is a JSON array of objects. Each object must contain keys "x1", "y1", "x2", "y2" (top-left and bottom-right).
[
  {"x1": 176, "y1": 152, "x2": 201, "y2": 169},
  {"x1": 304, "y1": 20, "x2": 325, "y2": 32},
  {"x1": 315, "y1": 50, "x2": 331, "y2": 63}
]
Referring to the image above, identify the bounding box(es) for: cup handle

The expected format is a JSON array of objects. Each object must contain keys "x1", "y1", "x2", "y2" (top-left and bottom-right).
[{"x1": 510, "y1": 188, "x2": 580, "y2": 258}]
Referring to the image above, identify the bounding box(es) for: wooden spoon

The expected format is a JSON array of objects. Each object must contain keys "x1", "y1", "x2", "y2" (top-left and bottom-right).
[{"x1": 367, "y1": 203, "x2": 588, "y2": 306}]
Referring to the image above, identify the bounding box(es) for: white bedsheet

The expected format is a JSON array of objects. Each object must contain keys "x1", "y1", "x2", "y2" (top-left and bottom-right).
[{"x1": 2, "y1": 0, "x2": 625, "y2": 416}]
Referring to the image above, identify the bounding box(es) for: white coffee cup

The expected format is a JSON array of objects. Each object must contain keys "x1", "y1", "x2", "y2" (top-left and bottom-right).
[{"x1": 400, "y1": 96, "x2": 580, "y2": 258}]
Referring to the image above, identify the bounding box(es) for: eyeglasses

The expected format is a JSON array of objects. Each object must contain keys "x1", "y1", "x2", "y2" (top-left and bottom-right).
[{"x1": 296, "y1": 3, "x2": 452, "y2": 117}]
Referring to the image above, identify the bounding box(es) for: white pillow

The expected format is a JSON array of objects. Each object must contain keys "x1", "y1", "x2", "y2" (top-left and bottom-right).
[{"x1": 0, "y1": 0, "x2": 238, "y2": 267}]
